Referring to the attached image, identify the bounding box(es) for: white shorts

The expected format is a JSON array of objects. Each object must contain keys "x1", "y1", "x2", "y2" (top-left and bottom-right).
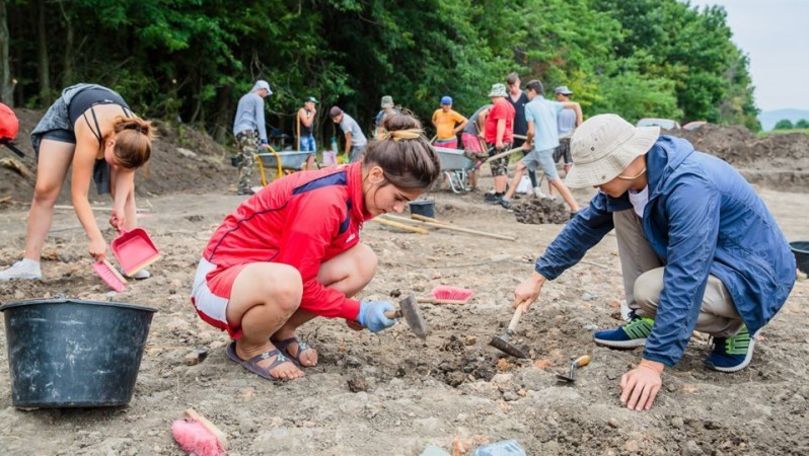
[{"x1": 190, "y1": 258, "x2": 231, "y2": 333}]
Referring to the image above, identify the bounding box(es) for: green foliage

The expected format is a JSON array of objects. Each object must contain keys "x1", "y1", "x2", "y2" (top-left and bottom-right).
[
  {"x1": 774, "y1": 119, "x2": 794, "y2": 130},
  {"x1": 4, "y1": 0, "x2": 759, "y2": 140},
  {"x1": 796, "y1": 119, "x2": 809, "y2": 129}
]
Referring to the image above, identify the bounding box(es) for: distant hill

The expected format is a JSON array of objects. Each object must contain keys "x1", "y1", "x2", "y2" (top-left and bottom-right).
[{"x1": 758, "y1": 109, "x2": 809, "y2": 131}]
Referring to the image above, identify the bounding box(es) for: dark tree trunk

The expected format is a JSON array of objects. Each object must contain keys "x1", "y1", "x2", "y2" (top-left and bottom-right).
[
  {"x1": 211, "y1": 85, "x2": 233, "y2": 143},
  {"x1": 36, "y1": 0, "x2": 51, "y2": 104},
  {"x1": 0, "y1": 0, "x2": 14, "y2": 105},
  {"x1": 59, "y1": 1, "x2": 75, "y2": 86}
]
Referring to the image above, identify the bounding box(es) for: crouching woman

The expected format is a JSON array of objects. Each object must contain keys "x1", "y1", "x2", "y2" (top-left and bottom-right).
[{"x1": 191, "y1": 114, "x2": 440, "y2": 381}]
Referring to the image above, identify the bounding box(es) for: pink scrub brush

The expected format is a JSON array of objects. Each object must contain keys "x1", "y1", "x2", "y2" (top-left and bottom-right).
[{"x1": 171, "y1": 409, "x2": 227, "y2": 456}]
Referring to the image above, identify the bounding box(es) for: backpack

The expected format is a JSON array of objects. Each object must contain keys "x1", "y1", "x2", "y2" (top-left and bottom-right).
[{"x1": 0, "y1": 103, "x2": 24, "y2": 157}]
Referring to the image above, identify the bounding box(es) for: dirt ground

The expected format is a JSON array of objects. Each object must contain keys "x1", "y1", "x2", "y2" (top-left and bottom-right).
[{"x1": 0, "y1": 125, "x2": 808, "y2": 455}]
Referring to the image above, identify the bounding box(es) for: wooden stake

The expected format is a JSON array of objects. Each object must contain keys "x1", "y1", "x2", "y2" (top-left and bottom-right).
[
  {"x1": 383, "y1": 213, "x2": 516, "y2": 241},
  {"x1": 370, "y1": 217, "x2": 429, "y2": 234}
]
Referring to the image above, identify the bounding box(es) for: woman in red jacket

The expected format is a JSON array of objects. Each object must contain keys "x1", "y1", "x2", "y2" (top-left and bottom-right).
[{"x1": 191, "y1": 114, "x2": 440, "y2": 381}]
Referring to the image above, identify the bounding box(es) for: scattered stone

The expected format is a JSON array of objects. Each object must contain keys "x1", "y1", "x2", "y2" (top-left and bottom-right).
[
  {"x1": 502, "y1": 391, "x2": 519, "y2": 402},
  {"x1": 445, "y1": 371, "x2": 465, "y2": 387},
  {"x1": 607, "y1": 418, "x2": 620, "y2": 429},
  {"x1": 184, "y1": 214, "x2": 204, "y2": 222},
  {"x1": 183, "y1": 348, "x2": 209, "y2": 366},
  {"x1": 463, "y1": 335, "x2": 477, "y2": 346},
  {"x1": 671, "y1": 416, "x2": 684, "y2": 428},
  {"x1": 491, "y1": 373, "x2": 513, "y2": 385},
  {"x1": 347, "y1": 375, "x2": 370, "y2": 392},
  {"x1": 389, "y1": 288, "x2": 402, "y2": 298},
  {"x1": 624, "y1": 440, "x2": 640, "y2": 452},
  {"x1": 176, "y1": 147, "x2": 198, "y2": 158},
  {"x1": 344, "y1": 356, "x2": 362, "y2": 368},
  {"x1": 496, "y1": 358, "x2": 513, "y2": 371},
  {"x1": 684, "y1": 440, "x2": 703, "y2": 456}
]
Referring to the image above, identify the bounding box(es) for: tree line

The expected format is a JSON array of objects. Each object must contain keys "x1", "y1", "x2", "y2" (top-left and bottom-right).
[
  {"x1": 774, "y1": 119, "x2": 809, "y2": 130},
  {"x1": 0, "y1": 0, "x2": 760, "y2": 145}
]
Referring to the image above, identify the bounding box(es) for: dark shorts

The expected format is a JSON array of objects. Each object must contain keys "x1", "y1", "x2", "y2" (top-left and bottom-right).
[
  {"x1": 553, "y1": 137, "x2": 572, "y2": 164},
  {"x1": 39, "y1": 128, "x2": 76, "y2": 146}
]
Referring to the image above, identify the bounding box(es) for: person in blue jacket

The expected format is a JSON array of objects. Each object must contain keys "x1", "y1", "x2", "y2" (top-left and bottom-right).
[{"x1": 513, "y1": 114, "x2": 796, "y2": 412}]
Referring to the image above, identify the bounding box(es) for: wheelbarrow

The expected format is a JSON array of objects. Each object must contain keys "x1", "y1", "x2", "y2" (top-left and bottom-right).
[
  {"x1": 255, "y1": 147, "x2": 316, "y2": 185},
  {"x1": 433, "y1": 145, "x2": 475, "y2": 194}
]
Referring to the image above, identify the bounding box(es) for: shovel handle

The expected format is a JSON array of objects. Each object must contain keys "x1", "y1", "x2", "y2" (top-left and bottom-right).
[
  {"x1": 417, "y1": 297, "x2": 468, "y2": 305},
  {"x1": 574, "y1": 355, "x2": 591, "y2": 368},
  {"x1": 383, "y1": 309, "x2": 402, "y2": 319},
  {"x1": 507, "y1": 302, "x2": 529, "y2": 332}
]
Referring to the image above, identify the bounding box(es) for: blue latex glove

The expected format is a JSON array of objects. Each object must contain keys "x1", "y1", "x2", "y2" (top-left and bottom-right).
[{"x1": 357, "y1": 300, "x2": 397, "y2": 333}]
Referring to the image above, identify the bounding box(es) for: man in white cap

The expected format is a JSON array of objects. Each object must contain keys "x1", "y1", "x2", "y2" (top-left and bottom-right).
[
  {"x1": 233, "y1": 80, "x2": 272, "y2": 195},
  {"x1": 510, "y1": 113, "x2": 795, "y2": 411}
]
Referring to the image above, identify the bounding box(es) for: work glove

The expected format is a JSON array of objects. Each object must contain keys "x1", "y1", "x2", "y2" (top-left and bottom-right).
[
  {"x1": 259, "y1": 138, "x2": 268, "y2": 146},
  {"x1": 356, "y1": 300, "x2": 397, "y2": 333}
]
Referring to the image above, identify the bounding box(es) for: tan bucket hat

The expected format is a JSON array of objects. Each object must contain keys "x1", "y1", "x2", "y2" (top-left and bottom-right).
[{"x1": 565, "y1": 114, "x2": 660, "y2": 188}]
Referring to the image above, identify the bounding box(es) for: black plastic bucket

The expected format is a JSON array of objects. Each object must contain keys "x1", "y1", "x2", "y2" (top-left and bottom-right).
[
  {"x1": 409, "y1": 199, "x2": 435, "y2": 218},
  {"x1": 790, "y1": 242, "x2": 809, "y2": 274},
  {"x1": 0, "y1": 298, "x2": 157, "y2": 408}
]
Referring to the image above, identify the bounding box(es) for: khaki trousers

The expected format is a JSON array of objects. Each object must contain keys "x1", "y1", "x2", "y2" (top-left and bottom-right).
[{"x1": 614, "y1": 209, "x2": 743, "y2": 337}]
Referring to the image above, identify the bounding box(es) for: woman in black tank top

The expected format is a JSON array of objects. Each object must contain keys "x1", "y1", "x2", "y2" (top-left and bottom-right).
[{"x1": 0, "y1": 85, "x2": 156, "y2": 282}]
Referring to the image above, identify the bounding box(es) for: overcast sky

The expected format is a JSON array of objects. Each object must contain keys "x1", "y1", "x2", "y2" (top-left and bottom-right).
[{"x1": 688, "y1": 0, "x2": 809, "y2": 112}]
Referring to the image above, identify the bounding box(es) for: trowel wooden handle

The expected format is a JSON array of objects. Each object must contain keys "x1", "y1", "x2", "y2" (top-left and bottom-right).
[
  {"x1": 384, "y1": 309, "x2": 402, "y2": 319},
  {"x1": 507, "y1": 302, "x2": 529, "y2": 332},
  {"x1": 574, "y1": 355, "x2": 591, "y2": 368}
]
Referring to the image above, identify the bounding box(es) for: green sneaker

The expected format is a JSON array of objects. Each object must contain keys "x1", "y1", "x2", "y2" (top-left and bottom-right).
[
  {"x1": 705, "y1": 325, "x2": 756, "y2": 373},
  {"x1": 593, "y1": 314, "x2": 654, "y2": 348}
]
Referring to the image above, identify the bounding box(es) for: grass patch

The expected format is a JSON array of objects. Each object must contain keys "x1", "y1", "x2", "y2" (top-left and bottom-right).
[{"x1": 758, "y1": 129, "x2": 809, "y2": 138}]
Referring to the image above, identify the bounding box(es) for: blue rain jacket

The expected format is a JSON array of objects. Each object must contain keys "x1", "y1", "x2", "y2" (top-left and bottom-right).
[{"x1": 536, "y1": 136, "x2": 796, "y2": 366}]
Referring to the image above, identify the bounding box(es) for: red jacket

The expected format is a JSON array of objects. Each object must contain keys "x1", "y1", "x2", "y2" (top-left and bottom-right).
[{"x1": 203, "y1": 162, "x2": 371, "y2": 320}]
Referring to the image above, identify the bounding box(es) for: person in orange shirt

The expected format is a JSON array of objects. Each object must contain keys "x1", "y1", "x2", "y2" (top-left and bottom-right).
[{"x1": 431, "y1": 96, "x2": 467, "y2": 149}]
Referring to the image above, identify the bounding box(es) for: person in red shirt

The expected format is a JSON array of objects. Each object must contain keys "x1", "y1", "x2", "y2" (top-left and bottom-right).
[
  {"x1": 483, "y1": 83, "x2": 515, "y2": 203},
  {"x1": 191, "y1": 114, "x2": 440, "y2": 381}
]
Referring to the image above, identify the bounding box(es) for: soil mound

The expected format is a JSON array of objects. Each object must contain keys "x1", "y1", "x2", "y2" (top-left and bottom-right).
[
  {"x1": 0, "y1": 108, "x2": 236, "y2": 205},
  {"x1": 513, "y1": 197, "x2": 569, "y2": 225},
  {"x1": 672, "y1": 124, "x2": 809, "y2": 191},
  {"x1": 674, "y1": 124, "x2": 809, "y2": 166}
]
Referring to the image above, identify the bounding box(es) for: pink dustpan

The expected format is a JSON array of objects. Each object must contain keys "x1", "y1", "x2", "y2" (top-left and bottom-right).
[
  {"x1": 111, "y1": 227, "x2": 161, "y2": 276},
  {"x1": 93, "y1": 259, "x2": 127, "y2": 292}
]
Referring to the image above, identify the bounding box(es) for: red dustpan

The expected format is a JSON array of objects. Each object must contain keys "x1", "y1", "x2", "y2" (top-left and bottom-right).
[{"x1": 111, "y1": 227, "x2": 161, "y2": 276}]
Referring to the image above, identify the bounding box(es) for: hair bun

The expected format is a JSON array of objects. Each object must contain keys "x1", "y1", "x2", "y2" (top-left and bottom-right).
[
  {"x1": 382, "y1": 113, "x2": 421, "y2": 132},
  {"x1": 114, "y1": 117, "x2": 155, "y2": 140}
]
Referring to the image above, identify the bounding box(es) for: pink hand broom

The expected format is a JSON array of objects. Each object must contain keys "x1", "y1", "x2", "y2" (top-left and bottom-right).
[{"x1": 171, "y1": 408, "x2": 227, "y2": 456}]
